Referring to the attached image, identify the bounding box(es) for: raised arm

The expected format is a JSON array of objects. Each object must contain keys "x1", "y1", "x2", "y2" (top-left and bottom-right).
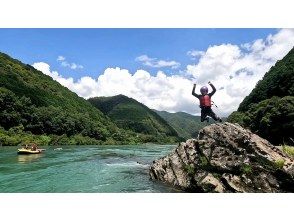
[
  {"x1": 192, "y1": 84, "x2": 201, "y2": 98},
  {"x1": 208, "y1": 81, "x2": 216, "y2": 96}
]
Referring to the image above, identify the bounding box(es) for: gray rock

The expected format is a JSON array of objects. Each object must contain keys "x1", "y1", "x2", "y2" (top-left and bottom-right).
[{"x1": 149, "y1": 122, "x2": 294, "y2": 192}]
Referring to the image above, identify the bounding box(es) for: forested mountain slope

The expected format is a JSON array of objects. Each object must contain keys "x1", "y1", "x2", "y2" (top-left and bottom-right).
[
  {"x1": 88, "y1": 95, "x2": 180, "y2": 143},
  {"x1": 0, "y1": 52, "x2": 137, "y2": 145},
  {"x1": 228, "y1": 47, "x2": 294, "y2": 145}
]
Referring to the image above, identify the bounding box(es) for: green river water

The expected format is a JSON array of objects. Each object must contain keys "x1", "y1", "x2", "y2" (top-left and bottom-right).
[{"x1": 0, "y1": 144, "x2": 179, "y2": 193}]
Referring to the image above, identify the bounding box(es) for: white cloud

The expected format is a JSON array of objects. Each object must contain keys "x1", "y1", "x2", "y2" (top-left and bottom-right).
[
  {"x1": 187, "y1": 50, "x2": 205, "y2": 59},
  {"x1": 32, "y1": 63, "x2": 195, "y2": 114},
  {"x1": 57, "y1": 55, "x2": 83, "y2": 70},
  {"x1": 33, "y1": 29, "x2": 294, "y2": 117},
  {"x1": 57, "y1": 55, "x2": 65, "y2": 61},
  {"x1": 69, "y1": 62, "x2": 83, "y2": 70},
  {"x1": 185, "y1": 28, "x2": 294, "y2": 115},
  {"x1": 135, "y1": 55, "x2": 180, "y2": 69}
]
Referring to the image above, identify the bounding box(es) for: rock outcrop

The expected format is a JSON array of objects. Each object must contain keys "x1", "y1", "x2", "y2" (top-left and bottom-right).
[{"x1": 149, "y1": 123, "x2": 294, "y2": 192}]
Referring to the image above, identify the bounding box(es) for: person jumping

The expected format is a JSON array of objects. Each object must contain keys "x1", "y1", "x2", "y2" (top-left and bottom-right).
[{"x1": 192, "y1": 81, "x2": 222, "y2": 123}]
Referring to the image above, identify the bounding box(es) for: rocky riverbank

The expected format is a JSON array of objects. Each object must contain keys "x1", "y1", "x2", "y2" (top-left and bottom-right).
[{"x1": 149, "y1": 123, "x2": 294, "y2": 192}]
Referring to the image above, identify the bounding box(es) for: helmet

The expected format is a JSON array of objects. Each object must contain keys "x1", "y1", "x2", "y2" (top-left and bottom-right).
[{"x1": 200, "y1": 86, "x2": 208, "y2": 95}]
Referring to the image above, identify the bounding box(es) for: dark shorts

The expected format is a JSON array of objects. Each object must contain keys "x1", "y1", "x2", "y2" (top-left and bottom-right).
[{"x1": 201, "y1": 106, "x2": 219, "y2": 122}]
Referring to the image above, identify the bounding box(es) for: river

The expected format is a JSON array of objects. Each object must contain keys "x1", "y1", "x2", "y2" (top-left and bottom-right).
[{"x1": 0, "y1": 144, "x2": 179, "y2": 192}]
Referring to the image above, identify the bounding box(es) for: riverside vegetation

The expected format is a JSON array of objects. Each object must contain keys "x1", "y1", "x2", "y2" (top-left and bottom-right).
[
  {"x1": 1, "y1": 47, "x2": 293, "y2": 147},
  {"x1": 0, "y1": 52, "x2": 180, "y2": 146}
]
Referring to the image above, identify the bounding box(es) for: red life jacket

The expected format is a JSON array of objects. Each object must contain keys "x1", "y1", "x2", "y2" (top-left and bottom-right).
[{"x1": 199, "y1": 95, "x2": 211, "y2": 107}]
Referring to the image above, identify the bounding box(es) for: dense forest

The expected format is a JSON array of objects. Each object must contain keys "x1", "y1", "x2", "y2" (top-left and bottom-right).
[
  {"x1": 228, "y1": 47, "x2": 294, "y2": 145},
  {"x1": 3, "y1": 47, "x2": 292, "y2": 147},
  {"x1": 88, "y1": 95, "x2": 180, "y2": 143},
  {"x1": 0, "y1": 52, "x2": 142, "y2": 146}
]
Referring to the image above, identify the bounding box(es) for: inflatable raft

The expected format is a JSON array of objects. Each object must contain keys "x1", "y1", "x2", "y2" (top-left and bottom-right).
[{"x1": 17, "y1": 148, "x2": 41, "y2": 155}]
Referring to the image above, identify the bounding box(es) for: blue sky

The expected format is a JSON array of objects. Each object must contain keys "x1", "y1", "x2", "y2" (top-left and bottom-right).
[
  {"x1": 0, "y1": 28, "x2": 276, "y2": 79},
  {"x1": 1, "y1": 28, "x2": 294, "y2": 116}
]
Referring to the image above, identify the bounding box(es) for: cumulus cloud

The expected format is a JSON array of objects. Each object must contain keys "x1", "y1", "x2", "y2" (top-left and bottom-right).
[
  {"x1": 135, "y1": 55, "x2": 180, "y2": 69},
  {"x1": 32, "y1": 63, "x2": 195, "y2": 113},
  {"x1": 33, "y1": 29, "x2": 294, "y2": 117},
  {"x1": 57, "y1": 55, "x2": 83, "y2": 70},
  {"x1": 186, "y1": 29, "x2": 294, "y2": 115}
]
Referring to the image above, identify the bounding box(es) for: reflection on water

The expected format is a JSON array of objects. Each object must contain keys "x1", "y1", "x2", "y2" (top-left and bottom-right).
[{"x1": 18, "y1": 154, "x2": 43, "y2": 164}]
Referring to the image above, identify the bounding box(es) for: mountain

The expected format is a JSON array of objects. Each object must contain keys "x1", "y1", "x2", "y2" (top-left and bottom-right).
[
  {"x1": 0, "y1": 52, "x2": 136, "y2": 146},
  {"x1": 228, "y1": 47, "x2": 294, "y2": 145},
  {"x1": 154, "y1": 110, "x2": 214, "y2": 140},
  {"x1": 88, "y1": 95, "x2": 180, "y2": 143}
]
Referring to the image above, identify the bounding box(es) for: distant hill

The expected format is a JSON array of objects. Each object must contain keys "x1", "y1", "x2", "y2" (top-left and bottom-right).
[
  {"x1": 0, "y1": 52, "x2": 136, "y2": 146},
  {"x1": 154, "y1": 110, "x2": 216, "y2": 140},
  {"x1": 228, "y1": 47, "x2": 294, "y2": 145},
  {"x1": 88, "y1": 95, "x2": 180, "y2": 143}
]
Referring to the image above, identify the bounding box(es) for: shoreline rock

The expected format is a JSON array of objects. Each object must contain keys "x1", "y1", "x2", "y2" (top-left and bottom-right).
[{"x1": 149, "y1": 122, "x2": 294, "y2": 192}]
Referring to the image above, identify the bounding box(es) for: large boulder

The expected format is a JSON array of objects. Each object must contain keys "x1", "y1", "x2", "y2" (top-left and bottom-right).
[{"x1": 149, "y1": 123, "x2": 294, "y2": 192}]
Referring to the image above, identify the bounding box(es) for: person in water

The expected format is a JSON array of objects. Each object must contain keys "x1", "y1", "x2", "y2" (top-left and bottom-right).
[{"x1": 192, "y1": 81, "x2": 222, "y2": 123}]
